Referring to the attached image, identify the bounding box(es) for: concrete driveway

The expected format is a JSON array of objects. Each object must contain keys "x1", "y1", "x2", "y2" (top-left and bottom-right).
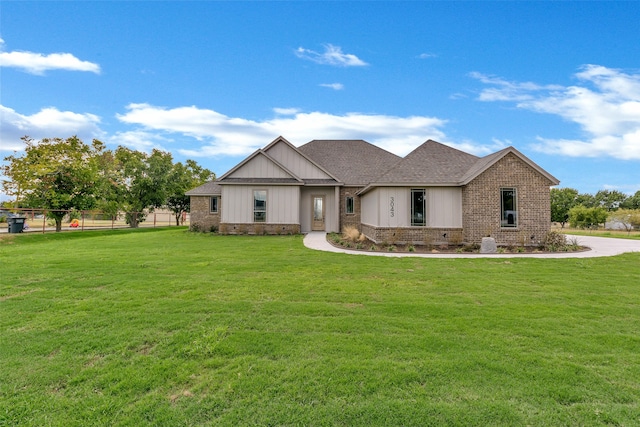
[{"x1": 303, "y1": 232, "x2": 640, "y2": 259}]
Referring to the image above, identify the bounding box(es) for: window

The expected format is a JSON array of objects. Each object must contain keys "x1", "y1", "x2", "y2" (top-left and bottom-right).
[
  {"x1": 345, "y1": 196, "x2": 354, "y2": 214},
  {"x1": 210, "y1": 196, "x2": 219, "y2": 213},
  {"x1": 411, "y1": 189, "x2": 426, "y2": 226},
  {"x1": 254, "y1": 190, "x2": 267, "y2": 223},
  {"x1": 501, "y1": 188, "x2": 517, "y2": 227}
]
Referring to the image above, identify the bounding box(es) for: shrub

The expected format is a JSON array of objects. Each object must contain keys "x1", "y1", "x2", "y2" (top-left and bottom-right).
[
  {"x1": 408, "y1": 245, "x2": 415, "y2": 252},
  {"x1": 543, "y1": 231, "x2": 568, "y2": 252},
  {"x1": 342, "y1": 226, "x2": 361, "y2": 242}
]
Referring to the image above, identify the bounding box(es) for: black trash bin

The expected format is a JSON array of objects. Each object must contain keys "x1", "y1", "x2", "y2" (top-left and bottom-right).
[{"x1": 7, "y1": 217, "x2": 26, "y2": 233}]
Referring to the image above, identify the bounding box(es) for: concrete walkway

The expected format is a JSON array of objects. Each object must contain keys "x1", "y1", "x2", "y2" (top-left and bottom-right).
[{"x1": 303, "y1": 232, "x2": 640, "y2": 259}]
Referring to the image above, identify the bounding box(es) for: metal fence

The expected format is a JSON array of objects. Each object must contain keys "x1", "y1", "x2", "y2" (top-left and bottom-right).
[{"x1": 0, "y1": 208, "x2": 189, "y2": 233}]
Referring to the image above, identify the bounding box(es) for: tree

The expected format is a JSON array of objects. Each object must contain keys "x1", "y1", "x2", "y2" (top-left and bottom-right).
[
  {"x1": 2, "y1": 136, "x2": 103, "y2": 231},
  {"x1": 550, "y1": 187, "x2": 579, "y2": 228},
  {"x1": 113, "y1": 147, "x2": 174, "y2": 227},
  {"x1": 575, "y1": 192, "x2": 597, "y2": 208},
  {"x1": 621, "y1": 190, "x2": 640, "y2": 209},
  {"x1": 594, "y1": 189, "x2": 628, "y2": 211},
  {"x1": 607, "y1": 209, "x2": 640, "y2": 234},
  {"x1": 568, "y1": 205, "x2": 608, "y2": 229},
  {"x1": 166, "y1": 160, "x2": 215, "y2": 226}
]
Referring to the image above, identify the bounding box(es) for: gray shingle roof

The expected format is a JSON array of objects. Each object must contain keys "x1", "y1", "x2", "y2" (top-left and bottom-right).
[
  {"x1": 185, "y1": 181, "x2": 222, "y2": 196},
  {"x1": 298, "y1": 140, "x2": 402, "y2": 186},
  {"x1": 373, "y1": 140, "x2": 479, "y2": 184}
]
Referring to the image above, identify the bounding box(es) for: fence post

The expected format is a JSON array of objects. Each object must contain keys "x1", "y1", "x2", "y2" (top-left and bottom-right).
[{"x1": 81, "y1": 210, "x2": 85, "y2": 231}]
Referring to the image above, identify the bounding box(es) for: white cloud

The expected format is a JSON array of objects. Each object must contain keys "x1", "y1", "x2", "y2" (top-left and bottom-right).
[
  {"x1": 320, "y1": 83, "x2": 344, "y2": 90},
  {"x1": 295, "y1": 44, "x2": 368, "y2": 67},
  {"x1": 273, "y1": 107, "x2": 300, "y2": 116},
  {"x1": 0, "y1": 39, "x2": 100, "y2": 75},
  {"x1": 472, "y1": 65, "x2": 640, "y2": 160},
  {"x1": 0, "y1": 105, "x2": 103, "y2": 152},
  {"x1": 418, "y1": 53, "x2": 437, "y2": 59},
  {"x1": 116, "y1": 103, "x2": 449, "y2": 158},
  {"x1": 108, "y1": 130, "x2": 172, "y2": 153}
]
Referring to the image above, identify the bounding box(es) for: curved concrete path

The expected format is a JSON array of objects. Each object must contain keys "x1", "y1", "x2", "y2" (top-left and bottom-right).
[{"x1": 303, "y1": 232, "x2": 640, "y2": 259}]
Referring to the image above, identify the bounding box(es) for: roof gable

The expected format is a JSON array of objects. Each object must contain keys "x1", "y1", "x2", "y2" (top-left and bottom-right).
[
  {"x1": 373, "y1": 140, "x2": 479, "y2": 184},
  {"x1": 461, "y1": 146, "x2": 560, "y2": 185},
  {"x1": 298, "y1": 139, "x2": 402, "y2": 185},
  {"x1": 219, "y1": 149, "x2": 302, "y2": 183},
  {"x1": 263, "y1": 136, "x2": 337, "y2": 180}
]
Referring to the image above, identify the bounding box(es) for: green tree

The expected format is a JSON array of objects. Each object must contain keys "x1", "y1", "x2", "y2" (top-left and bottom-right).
[
  {"x1": 2, "y1": 136, "x2": 103, "y2": 231},
  {"x1": 550, "y1": 187, "x2": 579, "y2": 228},
  {"x1": 568, "y1": 205, "x2": 608, "y2": 229},
  {"x1": 575, "y1": 192, "x2": 596, "y2": 208},
  {"x1": 621, "y1": 190, "x2": 640, "y2": 209},
  {"x1": 114, "y1": 147, "x2": 174, "y2": 227},
  {"x1": 166, "y1": 160, "x2": 215, "y2": 226},
  {"x1": 594, "y1": 189, "x2": 628, "y2": 211}
]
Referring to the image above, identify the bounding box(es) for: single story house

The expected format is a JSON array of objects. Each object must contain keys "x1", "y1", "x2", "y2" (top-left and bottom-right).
[{"x1": 187, "y1": 136, "x2": 559, "y2": 246}]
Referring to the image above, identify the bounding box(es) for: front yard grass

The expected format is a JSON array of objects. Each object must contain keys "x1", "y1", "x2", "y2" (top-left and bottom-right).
[{"x1": 1, "y1": 228, "x2": 639, "y2": 426}]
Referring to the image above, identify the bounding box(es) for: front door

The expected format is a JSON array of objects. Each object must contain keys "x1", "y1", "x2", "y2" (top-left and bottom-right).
[{"x1": 312, "y1": 196, "x2": 325, "y2": 231}]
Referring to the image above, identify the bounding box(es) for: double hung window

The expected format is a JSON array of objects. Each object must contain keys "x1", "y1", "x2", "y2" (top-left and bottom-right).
[{"x1": 254, "y1": 190, "x2": 267, "y2": 223}]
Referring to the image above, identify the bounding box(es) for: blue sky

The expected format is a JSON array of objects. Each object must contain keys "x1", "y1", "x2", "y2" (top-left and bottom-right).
[{"x1": 1, "y1": 1, "x2": 640, "y2": 201}]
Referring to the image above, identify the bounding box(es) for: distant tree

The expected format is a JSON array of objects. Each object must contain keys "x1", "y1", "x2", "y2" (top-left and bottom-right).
[
  {"x1": 166, "y1": 160, "x2": 215, "y2": 226},
  {"x1": 621, "y1": 190, "x2": 640, "y2": 210},
  {"x1": 568, "y1": 205, "x2": 608, "y2": 229},
  {"x1": 550, "y1": 188, "x2": 579, "y2": 228},
  {"x1": 575, "y1": 192, "x2": 597, "y2": 208},
  {"x1": 114, "y1": 147, "x2": 174, "y2": 228},
  {"x1": 607, "y1": 209, "x2": 640, "y2": 234},
  {"x1": 1, "y1": 136, "x2": 103, "y2": 231},
  {"x1": 594, "y1": 189, "x2": 628, "y2": 211}
]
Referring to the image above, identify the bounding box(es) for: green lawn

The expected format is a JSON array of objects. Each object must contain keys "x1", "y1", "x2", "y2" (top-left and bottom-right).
[{"x1": 1, "y1": 228, "x2": 639, "y2": 426}]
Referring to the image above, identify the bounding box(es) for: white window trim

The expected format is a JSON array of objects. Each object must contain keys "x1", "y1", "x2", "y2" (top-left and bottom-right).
[{"x1": 253, "y1": 189, "x2": 267, "y2": 223}]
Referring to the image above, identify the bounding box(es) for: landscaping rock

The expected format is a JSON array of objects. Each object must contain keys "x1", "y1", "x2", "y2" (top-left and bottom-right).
[{"x1": 480, "y1": 237, "x2": 497, "y2": 254}]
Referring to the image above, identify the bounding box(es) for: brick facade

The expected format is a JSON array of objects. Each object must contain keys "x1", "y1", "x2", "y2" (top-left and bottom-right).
[
  {"x1": 462, "y1": 153, "x2": 552, "y2": 246},
  {"x1": 219, "y1": 223, "x2": 300, "y2": 235},
  {"x1": 189, "y1": 196, "x2": 220, "y2": 232},
  {"x1": 340, "y1": 187, "x2": 364, "y2": 232},
  {"x1": 361, "y1": 223, "x2": 464, "y2": 246}
]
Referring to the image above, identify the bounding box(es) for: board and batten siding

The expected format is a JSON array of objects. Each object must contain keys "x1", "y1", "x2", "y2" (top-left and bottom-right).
[
  {"x1": 428, "y1": 187, "x2": 462, "y2": 228},
  {"x1": 221, "y1": 185, "x2": 300, "y2": 224},
  {"x1": 361, "y1": 187, "x2": 462, "y2": 228},
  {"x1": 227, "y1": 155, "x2": 291, "y2": 179},
  {"x1": 265, "y1": 142, "x2": 333, "y2": 180},
  {"x1": 360, "y1": 188, "x2": 379, "y2": 226}
]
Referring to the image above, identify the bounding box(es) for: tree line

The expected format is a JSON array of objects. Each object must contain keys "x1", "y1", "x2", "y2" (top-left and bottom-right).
[
  {"x1": 1, "y1": 136, "x2": 214, "y2": 231},
  {"x1": 551, "y1": 188, "x2": 640, "y2": 232}
]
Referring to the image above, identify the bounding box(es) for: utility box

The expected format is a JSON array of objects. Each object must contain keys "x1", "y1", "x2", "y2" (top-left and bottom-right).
[{"x1": 7, "y1": 217, "x2": 26, "y2": 233}]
